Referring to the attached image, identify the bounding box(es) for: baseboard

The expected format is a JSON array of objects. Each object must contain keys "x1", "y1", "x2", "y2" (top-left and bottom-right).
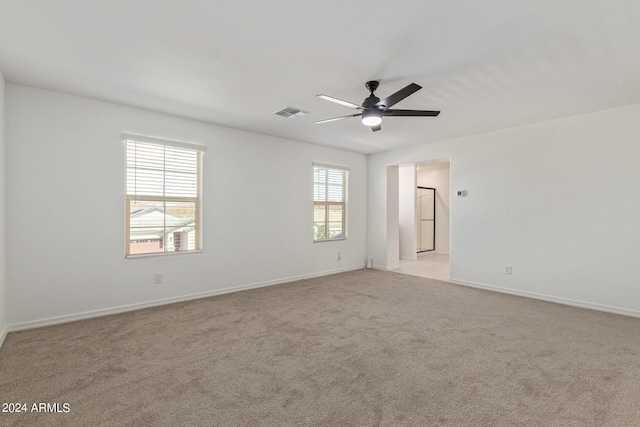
[
  {"x1": 0, "y1": 324, "x2": 7, "y2": 349},
  {"x1": 372, "y1": 264, "x2": 399, "y2": 271},
  {"x1": 450, "y1": 278, "x2": 640, "y2": 319},
  {"x1": 7, "y1": 264, "x2": 366, "y2": 333}
]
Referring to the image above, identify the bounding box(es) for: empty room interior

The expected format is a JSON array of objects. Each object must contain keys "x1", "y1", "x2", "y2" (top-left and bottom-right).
[{"x1": 1, "y1": 1, "x2": 640, "y2": 425}]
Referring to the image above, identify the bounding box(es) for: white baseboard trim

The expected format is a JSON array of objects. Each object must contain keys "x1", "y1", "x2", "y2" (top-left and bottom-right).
[
  {"x1": 7, "y1": 265, "x2": 365, "y2": 334},
  {"x1": 450, "y1": 278, "x2": 640, "y2": 319},
  {"x1": 372, "y1": 264, "x2": 399, "y2": 271},
  {"x1": 0, "y1": 325, "x2": 7, "y2": 348}
]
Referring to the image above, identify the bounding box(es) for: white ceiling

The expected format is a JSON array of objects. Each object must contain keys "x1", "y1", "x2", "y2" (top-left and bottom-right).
[{"x1": 1, "y1": 1, "x2": 640, "y2": 154}]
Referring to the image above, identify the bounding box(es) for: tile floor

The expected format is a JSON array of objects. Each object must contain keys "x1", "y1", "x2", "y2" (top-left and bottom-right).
[{"x1": 394, "y1": 252, "x2": 450, "y2": 281}]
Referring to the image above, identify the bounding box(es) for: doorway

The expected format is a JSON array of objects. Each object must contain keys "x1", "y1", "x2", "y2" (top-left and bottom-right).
[{"x1": 395, "y1": 160, "x2": 451, "y2": 281}]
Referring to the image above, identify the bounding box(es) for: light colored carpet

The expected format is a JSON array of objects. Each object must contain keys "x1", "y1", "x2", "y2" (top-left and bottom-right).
[{"x1": 1, "y1": 269, "x2": 640, "y2": 426}]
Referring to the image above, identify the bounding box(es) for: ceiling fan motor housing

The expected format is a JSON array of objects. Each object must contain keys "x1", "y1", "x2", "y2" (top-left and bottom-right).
[
  {"x1": 363, "y1": 96, "x2": 380, "y2": 108},
  {"x1": 365, "y1": 80, "x2": 380, "y2": 93},
  {"x1": 364, "y1": 81, "x2": 382, "y2": 108}
]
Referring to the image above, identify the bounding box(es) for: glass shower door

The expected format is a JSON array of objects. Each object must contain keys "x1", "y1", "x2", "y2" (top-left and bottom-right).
[{"x1": 417, "y1": 187, "x2": 435, "y2": 253}]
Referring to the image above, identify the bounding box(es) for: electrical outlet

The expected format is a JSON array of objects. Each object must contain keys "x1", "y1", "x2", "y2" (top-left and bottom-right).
[
  {"x1": 504, "y1": 266, "x2": 512, "y2": 275},
  {"x1": 337, "y1": 252, "x2": 342, "y2": 261},
  {"x1": 155, "y1": 273, "x2": 163, "y2": 284}
]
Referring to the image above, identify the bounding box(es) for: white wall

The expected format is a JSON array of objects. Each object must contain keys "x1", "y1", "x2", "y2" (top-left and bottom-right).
[
  {"x1": 417, "y1": 163, "x2": 450, "y2": 255},
  {"x1": 0, "y1": 71, "x2": 6, "y2": 345},
  {"x1": 398, "y1": 165, "x2": 417, "y2": 260},
  {"x1": 369, "y1": 103, "x2": 640, "y2": 317},
  {"x1": 6, "y1": 84, "x2": 367, "y2": 328},
  {"x1": 384, "y1": 166, "x2": 399, "y2": 270}
]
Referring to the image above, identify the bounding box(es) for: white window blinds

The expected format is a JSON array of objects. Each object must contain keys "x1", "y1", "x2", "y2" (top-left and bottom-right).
[
  {"x1": 313, "y1": 163, "x2": 349, "y2": 241},
  {"x1": 125, "y1": 137, "x2": 203, "y2": 257}
]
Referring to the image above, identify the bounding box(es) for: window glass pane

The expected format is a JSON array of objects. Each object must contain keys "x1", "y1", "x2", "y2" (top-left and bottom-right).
[
  {"x1": 327, "y1": 204, "x2": 343, "y2": 221},
  {"x1": 314, "y1": 204, "x2": 327, "y2": 240},
  {"x1": 126, "y1": 138, "x2": 202, "y2": 256},
  {"x1": 129, "y1": 200, "x2": 167, "y2": 255},
  {"x1": 327, "y1": 222, "x2": 343, "y2": 239},
  {"x1": 313, "y1": 164, "x2": 348, "y2": 241},
  {"x1": 164, "y1": 201, "x2": 197, "y2": 251},
  {"x1": 313, "y1": 204, "x2": 326, "y2": 221},
  {"x1": 129, "y1": 201, "x2": 197, "y2": 254},
  {"x1": 327, "y1": 204, "x2": 344, "y2": 239}
]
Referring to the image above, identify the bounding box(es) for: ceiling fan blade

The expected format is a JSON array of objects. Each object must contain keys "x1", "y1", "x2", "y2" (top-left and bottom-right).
[
  {"x1": 314, "y1": 113, "x2": 362, "y2": 124},
  {"x1": 316, "y1": 94, "x2": 361, "y2": 109},
  {"x1": 376, "y1": 83, "x2": 422, "y2": 109},
  {"x1": 383, "y1": 109, "x2": 440, "y2": 117},
  {"x1": 371, "y1": 124, "x2": 382, "y2": 132}
]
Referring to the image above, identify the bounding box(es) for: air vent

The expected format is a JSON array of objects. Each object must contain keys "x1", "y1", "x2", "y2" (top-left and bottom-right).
[{"x1": 274, "y1": 106, "x2": 309, "y2": 119}]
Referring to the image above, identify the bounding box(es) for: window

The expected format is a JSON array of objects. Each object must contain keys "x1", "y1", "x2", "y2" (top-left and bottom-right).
[
  {"x1": 313, "y1": 163, "x2": 349, "y2": 241},
  {"x1": 125, "y1": 135, "x2": 203, "y2": 257}
]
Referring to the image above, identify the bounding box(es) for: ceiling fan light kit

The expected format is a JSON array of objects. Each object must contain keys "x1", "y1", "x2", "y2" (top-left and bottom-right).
[
  {"x1": 316, "y1": 81, "x2": 440, "y2": 132},
  {"x1": 362, "y1": 109, "x2": 382, "y2": 126}
]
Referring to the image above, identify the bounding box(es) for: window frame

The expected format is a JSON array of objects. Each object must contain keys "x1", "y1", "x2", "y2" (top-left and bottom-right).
[
  {"x1": 124, "y1": 134, "x2": 204, "y2": 258},
  {"x1": 313, "y1": 162, "x2": 349, "y2": 242}
]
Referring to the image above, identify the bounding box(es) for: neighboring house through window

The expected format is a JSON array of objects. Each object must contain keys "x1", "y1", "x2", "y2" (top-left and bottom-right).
[
  {"x1": 125, "y1": 135, "x2": 204, "y2": 257},
  {"x1": 313, "y1": 163, "x2": 349, "y2": 241}
]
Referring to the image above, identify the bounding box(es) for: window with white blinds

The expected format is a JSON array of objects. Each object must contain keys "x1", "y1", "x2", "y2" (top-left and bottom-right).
[
  {"x1": 125, "y1": 136, "x2": 203, "y2": 257},
  {"x1": 313, "y1": 163, "x2": 349, "y2": 242}
]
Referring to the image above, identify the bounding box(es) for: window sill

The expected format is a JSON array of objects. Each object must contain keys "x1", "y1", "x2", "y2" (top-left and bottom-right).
[
  {"x1": 313, "y1": 238, "x2": 347, "y2": 243},
  {"x1": 126, "y1": 250, "x2": 203, "y2": 259}
]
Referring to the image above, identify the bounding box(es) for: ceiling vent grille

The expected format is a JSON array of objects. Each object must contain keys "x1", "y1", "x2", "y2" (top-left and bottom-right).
[{"x1": 275, "y1": 106, "x2": 309, "y2": 119}]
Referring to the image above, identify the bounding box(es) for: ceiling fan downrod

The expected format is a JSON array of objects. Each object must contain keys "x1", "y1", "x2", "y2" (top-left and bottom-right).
[{"x1": 364, "y1": 81, "x2": 381, "y2": 108}]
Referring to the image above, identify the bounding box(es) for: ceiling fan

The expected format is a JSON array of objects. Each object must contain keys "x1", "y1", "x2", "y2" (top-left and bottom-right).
[{"x1": 315, "y1": 81, "x2": 440, "y2": 132}]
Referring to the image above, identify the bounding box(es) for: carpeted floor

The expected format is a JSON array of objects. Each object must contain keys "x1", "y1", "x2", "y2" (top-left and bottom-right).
[{"x1": 1, "y1": 269, "x2": 640, "y2": 426}]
